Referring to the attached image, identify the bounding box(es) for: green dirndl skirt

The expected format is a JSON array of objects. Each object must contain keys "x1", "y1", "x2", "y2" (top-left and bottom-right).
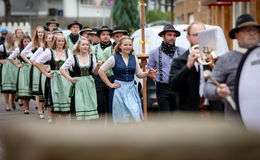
[
  {"x1": 1, "y1": 60, "x2": 19, "y2": 93},
  {"x1": 73, "y1": 76, "x2": 98, "y2": 120},
  {"x1": 1, "y1": 60, "x2": 18, "y2": 93},
  {"x1": 18, "y1": 63, "x2": 32, "y2": 98},
  {"x1": 50, "y1": 70, "x2": 71, "y2": 112},
  {"x1": 31, "y1": 66, "x2": 41, "y2": 95}
]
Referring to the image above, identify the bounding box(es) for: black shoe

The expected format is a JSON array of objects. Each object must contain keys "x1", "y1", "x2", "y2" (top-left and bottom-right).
[
  {"x1": 12, "y1": 105, "x2": 16, "y2": 110},
  {"x1": 6, "y1": 108, "x2": 11, "y2": 111},
  {"x1": 19, "y1": 103, "x2": 23, "y2": 107},
  {"x1": 24, "y1": 111, "x2": 29, "y2": 114}
]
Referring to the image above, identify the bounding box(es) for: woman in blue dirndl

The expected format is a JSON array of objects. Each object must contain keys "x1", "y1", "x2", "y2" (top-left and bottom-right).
[{"x1": 98, "y1": 36, "x2": 156, "y2": 123}]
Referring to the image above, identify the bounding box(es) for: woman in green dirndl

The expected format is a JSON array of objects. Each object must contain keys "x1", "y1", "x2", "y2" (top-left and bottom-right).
[
  {"x1": 20, "y1": 26, "x2": 45, "y2": 114},
  {"x1": 1, "y1": 31, "x2": 19, "y2": 111},
  {"x1": 31, "y1": 32, "x2": 54, "y2": 119},
  {"x1": 60, "y1": 38, "x2": 101, "y2": 120},
  {"x1": 8, "y1": 35, "x2": 32, "y2": 114},
  {"x1": 35, "y1": 33, "x2": 71, "y2": 122}
]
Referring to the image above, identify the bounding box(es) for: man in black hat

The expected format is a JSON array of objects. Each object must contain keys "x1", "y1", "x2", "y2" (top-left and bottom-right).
[
  {"x1": 88, "y1": 28, "x2": 100, "y2": 46},
  {"x1": 46, "y1": 18, "x2": 59, "y2": 32},
  {"x1": 204, "y1": 14, "x2": 260, "y2": 116},
  {"x1": 79, "y1": 26, "x2": 92, "y2": 41},
  {"x1": 66, "y1": 20, "x2": 83, "y2": 50},
  {"x1": 147, "y1": 24, "x2": 186, "y2": 112},
  {"x1": 111, "y1": 26, "x2": 128, "y2": 48},
  {"x1": 91, "y1": 25, "x2": 113, "y2": 115}
]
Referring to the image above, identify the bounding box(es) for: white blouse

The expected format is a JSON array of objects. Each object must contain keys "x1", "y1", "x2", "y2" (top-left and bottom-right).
[
  {"x1": 0, "y1": 44, "x2": 4, "y2": 52},
  {"x1": 30, "y1": 47, "x2": 45, "y2": 62},
  {"x1": 35, "y1": 49, "x2": 72, "y2": 64},
  {"x1": 8, "y1": 47, "x2": 20, "y2": 60},
  {"x1": 60, "y1": 54, "x2": 97, "y2": 73},
  {"x1": 100, "y1": 54, "x2": 143, "y2": 77},
  {"x1": 21, "y1": 42, "x2": 33, "y2": 58}
]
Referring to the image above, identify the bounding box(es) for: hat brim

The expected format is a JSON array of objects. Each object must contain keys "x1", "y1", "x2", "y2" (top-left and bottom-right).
[
  {"x1": 229, "y1": 24, "x2": 260, "y2": 39},
  {"x1": 158, "y1": 29, "x2": 181, "y2": 37},
  {"x1": 67, "y1": 23, "x2": 83, "y2": 30},
  {"x1": 46, "y1": 22, "x2": 60, "y2": 27},
  {"x1": 79, "y1": 29, "x2": 92, "y2": 35},
  {"x1": 111, "y1": 30, "x2": 128, "y2": 36},
  {"x1": 97, "y1": 29, "x2": 113, "y2": 36}
]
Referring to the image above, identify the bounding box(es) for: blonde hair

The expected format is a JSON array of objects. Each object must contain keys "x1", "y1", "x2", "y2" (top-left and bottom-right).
[
  {"x1": 113, "y1": 36, "x2": 133, "y2": 54},
  {"x1": 72, "y1": 38, "x2": 92, "y2": 55},
  {"x1": 44, "y1": 32, "x2": 54, "y2": 48},
  {"x1": 6, "y1": 33, "x2": 16, "y2": 52},
  {"x1": 32, "y1": 26, "x2": 45, "y2": 49},
  {"x1": 52, "y1": 33, "x2": 68, "y2": 50}
]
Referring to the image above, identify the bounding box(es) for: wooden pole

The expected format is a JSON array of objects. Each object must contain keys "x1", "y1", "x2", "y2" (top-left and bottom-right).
[{"x1": 140, "y1": 0, "x2": 147, "y2": 120}]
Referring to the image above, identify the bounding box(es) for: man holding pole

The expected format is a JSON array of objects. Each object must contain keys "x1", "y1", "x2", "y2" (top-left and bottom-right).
[
  {"x1": 204, "y1": 14, "x2": 260, "y2": 116},
  {"x1": 147, "y1": 24, "x2": 185, "y2": 112}
]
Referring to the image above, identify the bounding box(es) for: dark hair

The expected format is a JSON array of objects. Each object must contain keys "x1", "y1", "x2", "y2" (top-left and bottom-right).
[{"x1": 18, "y1": 35, "x2": 31, "y2": 51}]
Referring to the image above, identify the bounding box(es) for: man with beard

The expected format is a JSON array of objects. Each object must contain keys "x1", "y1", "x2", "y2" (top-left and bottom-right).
[
  {"x1": 46, "y1": 18, "x2": 60, "y2": 32},
  {"x1": 92, "y1": 26, "x2": 113, "y2": 115},
  {"x1": 111, "y1": 26, "x2": 128, "y2": 48},
  {"x1": 66, "y1": 21, "x2": 83, "y2": 50},
  {"x1": 88, "y1": 28, "x2": 100, "y2": 46},
  {"x1": 147, "y1": 24, "x2": 185, "y2": 112}
]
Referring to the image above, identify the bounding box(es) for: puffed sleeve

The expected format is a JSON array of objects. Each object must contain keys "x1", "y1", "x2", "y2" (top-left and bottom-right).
[
  {"x1": 30, "y1": 47, "x2": 44, "y2": 62},
  {"x1": 8, "y1": 48, "x2": 20, "y2": 60},
  {"x1": 99, "y1": 55, "x2": 115, "y2": 72},
  {"x1": 92, "y1": 54, "x2": 97, "y2": 73},
  {"x1": 60, "y1": 54, "x2": 75, "y2": 70},
  {"x1": 21, "y1": 42, "x2": 33, "y2": 56},
  {"x1": 35, "y1": 49, "x2": 52, "y2": 64}
]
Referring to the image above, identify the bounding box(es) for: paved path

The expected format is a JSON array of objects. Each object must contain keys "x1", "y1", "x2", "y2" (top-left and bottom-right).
[{"x1": 0, "y1": 94, "x2": 42, "y2": 159}]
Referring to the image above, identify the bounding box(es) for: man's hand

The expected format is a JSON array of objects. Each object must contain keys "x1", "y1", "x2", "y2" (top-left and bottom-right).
[
  {"x1": 187, "y1": 47, "x2": 199, "y2": 69},
  {"x1": 217, "y1": 83, "x2": 231, "y2": 98}
]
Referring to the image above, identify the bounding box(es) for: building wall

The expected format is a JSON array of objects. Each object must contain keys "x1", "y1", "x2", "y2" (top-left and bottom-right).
[
  {"x1": 0, "y1": 0, "x2": 4, "y2": 17},
  {"x1": 63, "y1": 0, "x2": 111, "y2": 18},
  {"x1": 175, "y1": 0, "x2": 209, "y2": 24}
]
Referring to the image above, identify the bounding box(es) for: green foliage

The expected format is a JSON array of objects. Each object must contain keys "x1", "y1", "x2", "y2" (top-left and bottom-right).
[
  {"x1": 146, "y1": 10, "x2": 171, "y2": 23},
  {"x1": 112, "y1": 0, "x2": 140, "y2": 32}
]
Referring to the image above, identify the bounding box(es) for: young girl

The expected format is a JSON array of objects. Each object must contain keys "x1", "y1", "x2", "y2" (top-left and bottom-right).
[
  {"x1": 35, "y1": 33, "x2": 71, "y2": 122},
  {"x1": 1, "y1": 33, "x2": 18, "y2": 111},
  {"x1": 8, "y1": 35, "x2": 32, "y2": 114},
  {"x1": 60, "y1": 38, "x2": 101, "y2": 120},
  {"x1": 98, "y1": 36, "x2": 156, "y2": 123},
  {"x1": 31, "y1": 32, "x2": 54, "y2": 119},
  {"x1": 20, "y1": 26, "x2": 45, "y2": 114}
]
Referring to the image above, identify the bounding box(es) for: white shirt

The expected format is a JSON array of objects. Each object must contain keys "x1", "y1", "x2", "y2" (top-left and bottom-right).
[
  {"x1": 21, "y1": 42, "x2": 33, "y2": 58},
  {"x1": 30, "y1": 47, "x2": 45, "y2": 62},
  {"x1": 0, "y1": 44, "x2": 4, "y2": 52},
  {"x1": 189, "y1": 48, "x2": 205, "y2": 97},
  {"x1": 8, "y1": 48, "x2": 20, "y2": 60},
  {"x1": 35, "y1": 48, "x2": 72, "y2": 64},
  {"x1": 60, "y1": 54, "x2": 97, "y2": 73}
]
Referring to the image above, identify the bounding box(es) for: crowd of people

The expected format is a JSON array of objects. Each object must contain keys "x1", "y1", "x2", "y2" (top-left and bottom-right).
[{"x1": 0, "y1": 14, "x2": 259, "y2": 124}]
